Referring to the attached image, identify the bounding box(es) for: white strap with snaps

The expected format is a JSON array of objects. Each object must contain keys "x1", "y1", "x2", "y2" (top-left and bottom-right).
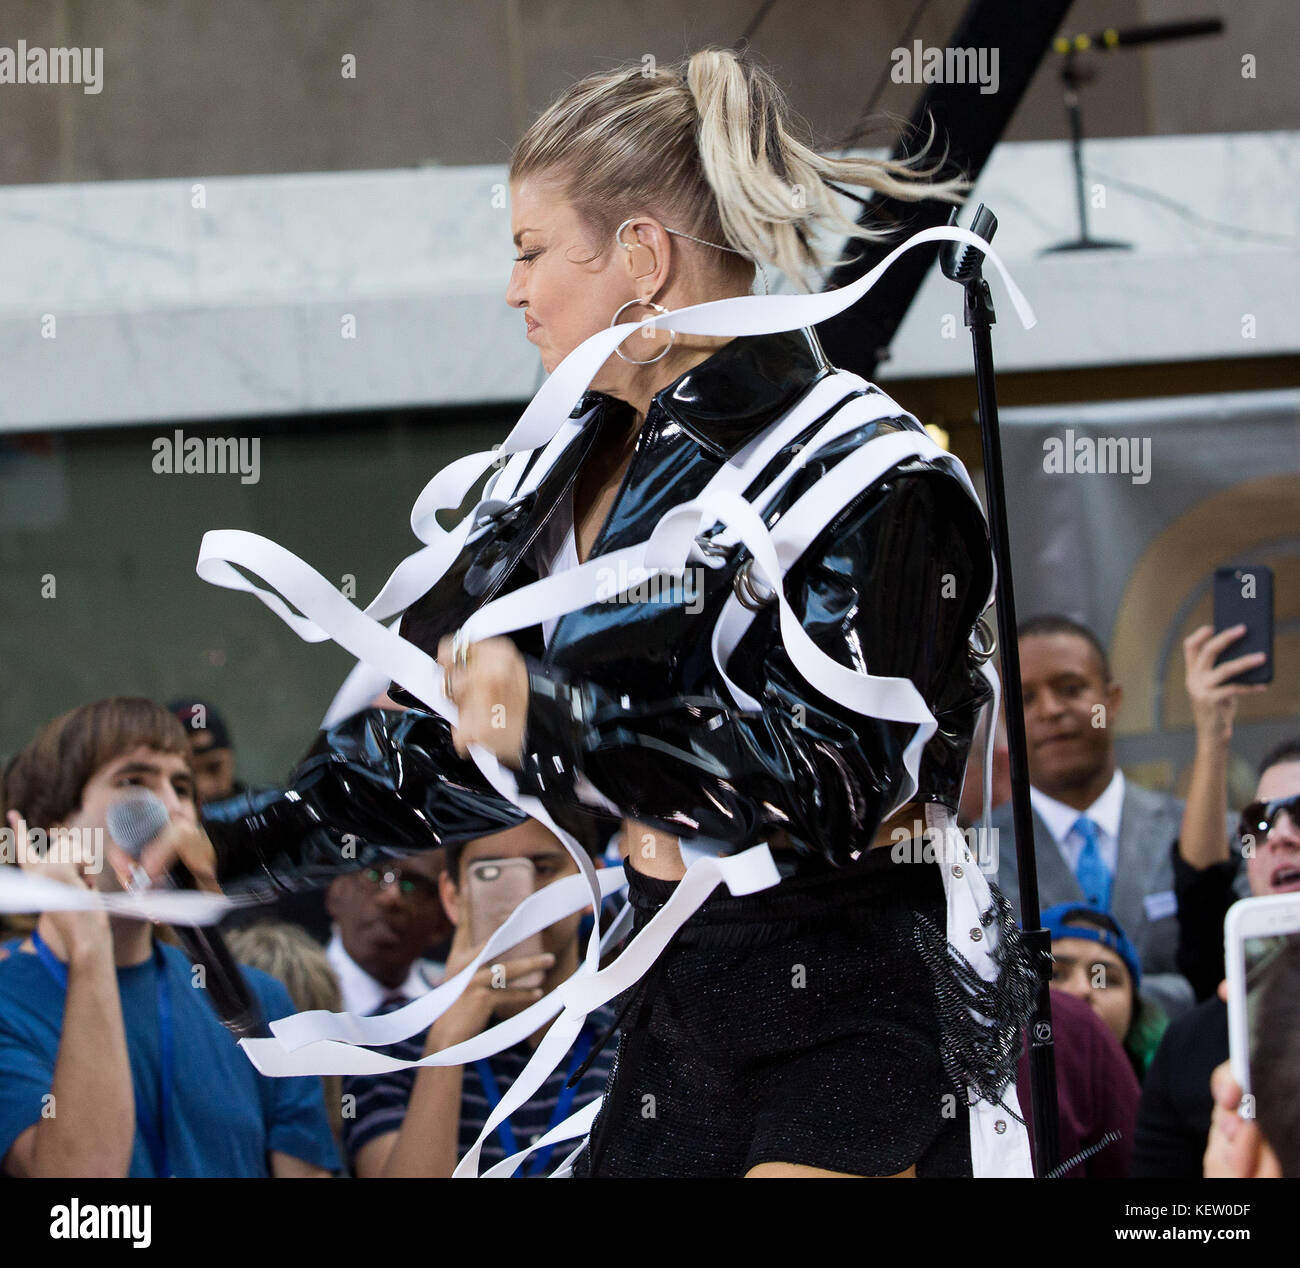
[{"x1": 925, "y1": 802, "x2": 1034, "y2": 1177}]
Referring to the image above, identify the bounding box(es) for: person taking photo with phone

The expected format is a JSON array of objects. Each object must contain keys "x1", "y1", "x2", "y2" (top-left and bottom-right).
[
  {"x1": 1132, "y1": 622, "x2": 1296, "y2": 1176},
  {"x1": 342, "y1": 818, "x2": 616, "y2": 1178},
  {"x1": 1171, "y1": 623, "x2": 1272, "y2": 1001}
]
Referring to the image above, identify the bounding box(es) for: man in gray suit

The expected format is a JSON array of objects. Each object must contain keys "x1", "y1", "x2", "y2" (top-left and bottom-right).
[{"x1": 990, "y1": 615, "x2": 1195, "y2": 1020}]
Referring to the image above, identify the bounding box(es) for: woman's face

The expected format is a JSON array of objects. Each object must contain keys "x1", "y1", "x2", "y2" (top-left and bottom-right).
[
  {"x1": 506, "y1": 176, "x2": 662, "y2": 380},
  {"x1": 1051, "y1": 935, "x2": 1134, "y2": 1044}
]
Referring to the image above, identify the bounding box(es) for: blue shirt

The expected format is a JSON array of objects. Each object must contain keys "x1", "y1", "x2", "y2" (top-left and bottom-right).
[{"x1": 0, "y1": 939, "x2": 339, "y2": 1177}]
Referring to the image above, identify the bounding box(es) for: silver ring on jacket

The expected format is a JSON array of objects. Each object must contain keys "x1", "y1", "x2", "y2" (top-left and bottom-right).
[
  {"x1": 734, "y1": 558, "x2": 777, "y2": 611},
  {"x1": 969, "y1": 615, "x2": 997, "y2": 663}
]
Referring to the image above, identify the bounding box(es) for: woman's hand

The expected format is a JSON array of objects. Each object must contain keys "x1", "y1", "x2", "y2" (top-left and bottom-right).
[
  {"x1": 436, "y1": 635, "x2": 531, "y2": 768},
  {"x1": 1183, "y1": 624, "x2": 1267, "y2": 749}
]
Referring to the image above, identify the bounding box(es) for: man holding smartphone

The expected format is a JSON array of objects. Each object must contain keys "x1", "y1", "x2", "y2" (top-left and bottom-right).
[
  {"x1": 342, "y1": 818, "x2": 617, "y2": 1177},
  {"x1": 1132, "y1": 622, "x2": 1298, "y2": 1176},
  {"x1": 1171, "y1": 623, "x2": 1276, "y2": 1000}
]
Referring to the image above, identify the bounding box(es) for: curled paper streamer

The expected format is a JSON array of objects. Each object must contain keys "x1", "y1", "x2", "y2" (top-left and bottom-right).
[{"x1": 0, "y1": 866, "x2": 233, "y2": 925}]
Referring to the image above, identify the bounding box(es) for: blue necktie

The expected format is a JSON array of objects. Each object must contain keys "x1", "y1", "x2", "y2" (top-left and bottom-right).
[{"x1": 1073, "y1": 814, "x2": 1111, "y2": 911}]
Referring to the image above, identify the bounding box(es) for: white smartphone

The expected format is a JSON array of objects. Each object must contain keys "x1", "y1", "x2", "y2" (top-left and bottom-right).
[{"x1": 1224, "y1": 893, "x2": 1300, "y2": 1097}]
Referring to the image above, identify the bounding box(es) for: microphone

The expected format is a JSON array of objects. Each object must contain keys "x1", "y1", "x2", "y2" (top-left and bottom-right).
[
  {"x1": 106, "y1": 791, "x2": 173, "y2": 893},
  {"x1": 107, "y1": 790, "x2": 268, "y2": 1039}
]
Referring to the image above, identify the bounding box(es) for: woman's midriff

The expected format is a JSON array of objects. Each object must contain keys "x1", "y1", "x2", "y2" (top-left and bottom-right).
[
  {"x1": 619, "y1": 820, "x2": 685, "y2": 879},
  {"x1": 619, "y1": 802, "x2": 929, "y2": 880}
]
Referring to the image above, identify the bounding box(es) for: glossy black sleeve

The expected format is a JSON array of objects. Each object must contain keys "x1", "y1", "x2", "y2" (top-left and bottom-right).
[
  {"x1": 515, "y1": 462, "x2": 992, "y2": 864},
  {"x1": 202, "y1": 706, "x2": 528, "y2": 895}
]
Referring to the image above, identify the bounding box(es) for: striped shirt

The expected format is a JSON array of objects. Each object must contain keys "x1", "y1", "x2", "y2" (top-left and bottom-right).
[{"x1": 341, "y1": 1000, "x2": 618, "y2": 1176}]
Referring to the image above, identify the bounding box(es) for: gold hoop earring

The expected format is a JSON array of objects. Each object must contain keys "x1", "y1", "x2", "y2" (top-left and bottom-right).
[{"x1": 610, "y1": 298, "x2": 675, "y2": 365}]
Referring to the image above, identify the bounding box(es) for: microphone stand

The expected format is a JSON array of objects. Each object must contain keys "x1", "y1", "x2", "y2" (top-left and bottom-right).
[
  {"x1": 1043, "y1": 52, "x2": 1132, "y2": 254},
  {"x1": 940, "y1": 204, "x2": 1060, "y2": 1176},
  {"x1": 1044, "y1": 19, "x2": 1224, "y2": 254}
]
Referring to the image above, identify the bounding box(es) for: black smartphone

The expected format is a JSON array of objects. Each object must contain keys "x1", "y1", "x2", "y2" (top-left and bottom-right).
[{"x1": 1213, "y1": 565, "x2": 1274, "y2": 685}]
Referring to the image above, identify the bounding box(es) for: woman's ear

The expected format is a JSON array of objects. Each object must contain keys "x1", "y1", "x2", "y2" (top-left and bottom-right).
[
  {"x1": 619, "y1": 221, "x2": 671, "y2": 293},
  {"x1": 623, "y1": 243, "x2": 656, "y2": 287}
]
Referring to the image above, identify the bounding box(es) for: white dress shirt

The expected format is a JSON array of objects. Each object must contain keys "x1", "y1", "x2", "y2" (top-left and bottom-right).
[
  {"x1": 325, "y1": 931, "x2": 440, "y2": 1018},
  {"x1": 1029, "y1": 769, "x2": 1125, "y2": 880}
]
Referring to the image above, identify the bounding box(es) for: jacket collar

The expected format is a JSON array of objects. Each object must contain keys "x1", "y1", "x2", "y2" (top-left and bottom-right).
[{"x1": 571, "y1": 327, "x2": 834, "y2": 460}]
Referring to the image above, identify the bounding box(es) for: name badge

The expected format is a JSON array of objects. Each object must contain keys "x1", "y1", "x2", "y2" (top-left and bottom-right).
[{"x1": 1144, "y1": 889, "x2": 1178, "y2": 922}]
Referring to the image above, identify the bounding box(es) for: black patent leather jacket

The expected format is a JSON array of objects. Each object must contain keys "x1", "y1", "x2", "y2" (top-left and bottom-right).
[{"x1": 203, "y1": 328, "x2": 993, "y2": 895}]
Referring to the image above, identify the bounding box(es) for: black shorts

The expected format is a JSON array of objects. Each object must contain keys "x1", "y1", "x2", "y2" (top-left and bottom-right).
[{"x1": 573, "y1": 847, "x2": 974, "y2": 1178}]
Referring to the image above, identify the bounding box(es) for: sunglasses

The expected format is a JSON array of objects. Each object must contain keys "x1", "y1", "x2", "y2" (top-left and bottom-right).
[
  {"x1": 1238, "y1": 795, "x2": 1300, "y2": 843},
  {"x1": 360, "y1": 866, "x2": 440, "y2": 902}
]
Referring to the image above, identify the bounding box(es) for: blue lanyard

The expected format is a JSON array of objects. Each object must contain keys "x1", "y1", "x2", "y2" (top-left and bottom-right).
[
  {"x1": 31, "y1": 928, "x2": 174, "y2": 1178},
  {"x1": 474, "y1": 1026, "x2": 594, "y2": 1177}
]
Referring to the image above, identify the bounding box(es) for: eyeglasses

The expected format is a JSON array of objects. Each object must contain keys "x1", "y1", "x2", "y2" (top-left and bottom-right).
[
  {"x1": 360, "y1": 867, "x2": 440, "y2": 902},
  {"x1": 1238, "y1": 795, "x2": 1300, "y2": 843}
]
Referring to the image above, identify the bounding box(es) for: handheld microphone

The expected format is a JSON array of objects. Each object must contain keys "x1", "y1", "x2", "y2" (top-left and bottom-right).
[
  {"x1": 106, "y1": 791, "x2": 172, "y2": 894},
  {"x1": 106, "y1": 790, "x2": 268, "y2": 1038}
]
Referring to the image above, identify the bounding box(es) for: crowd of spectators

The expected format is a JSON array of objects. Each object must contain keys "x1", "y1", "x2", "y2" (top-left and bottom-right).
[{"x1": 0, "y1": 605, "x2": 1294, "y2": 1179}]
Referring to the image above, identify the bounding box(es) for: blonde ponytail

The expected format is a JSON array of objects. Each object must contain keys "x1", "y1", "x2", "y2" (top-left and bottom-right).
[
  {"x1": 688, "y1": 48, "x2": 968, "y2": 291},
  {"x1": 511, "y1": 46, "x2": 969, "y2": 294}
]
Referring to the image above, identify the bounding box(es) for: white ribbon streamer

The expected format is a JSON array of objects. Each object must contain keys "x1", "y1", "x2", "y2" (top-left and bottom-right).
[
  {"x1": 0, "y1": 868, "x2": 232, "y2": 925},
  {"x1": 200, "y1": 224, "x2": 1028, "y2": 670},
  {"x1": 268, "y1": 864, "x2": 630, "y2": 1052},
  {"x1": 452, "y1": 844, "x2": 780, "y2": 1178}
]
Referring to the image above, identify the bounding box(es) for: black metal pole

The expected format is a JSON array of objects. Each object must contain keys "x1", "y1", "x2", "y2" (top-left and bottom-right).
[
  {"x1": 1064, "y1": 60, "x2": 1090, "y2": 244},
  {"x1": 942, "y1": 206, "x2": 1060, "y2": 1176}
]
